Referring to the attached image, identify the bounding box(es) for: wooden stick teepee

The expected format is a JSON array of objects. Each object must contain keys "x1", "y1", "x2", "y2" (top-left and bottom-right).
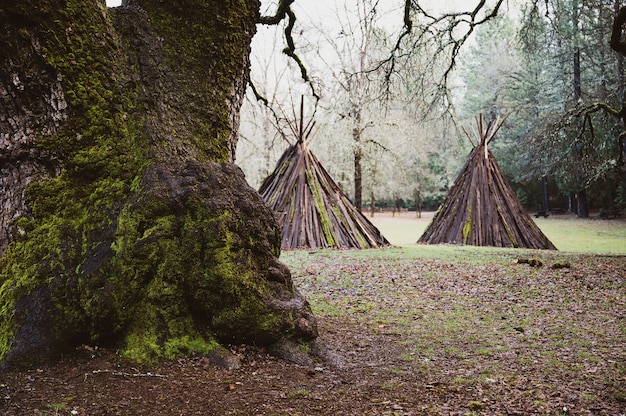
[
  {"x1": 259, "y1": 98, "x2": 389, "y2": 249},
  {"x1": 418, "y1": 115, "x2": 557, "y2": 250}
]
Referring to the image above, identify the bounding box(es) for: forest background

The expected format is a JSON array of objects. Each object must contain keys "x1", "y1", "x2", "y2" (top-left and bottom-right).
[{"x1": 233, "y1": 0, "x2": 626, "y2": 217}]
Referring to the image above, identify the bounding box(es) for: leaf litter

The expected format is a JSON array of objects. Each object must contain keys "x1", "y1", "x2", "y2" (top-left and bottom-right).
[{"x1": 0, "y1": 246, "x2": 624, "y2": 415}]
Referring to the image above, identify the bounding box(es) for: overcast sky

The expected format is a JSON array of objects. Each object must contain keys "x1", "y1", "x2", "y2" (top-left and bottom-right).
[{"x1": 104, "y1": 0, "x2": 487, "y2": 13}]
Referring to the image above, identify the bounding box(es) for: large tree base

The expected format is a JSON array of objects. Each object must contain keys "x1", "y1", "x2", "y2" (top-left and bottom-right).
[{"x1": 0, "y1": 161, "x2": 320, "y2": 371}]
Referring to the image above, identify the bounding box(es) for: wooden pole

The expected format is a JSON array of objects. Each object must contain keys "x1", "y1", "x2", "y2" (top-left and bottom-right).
[{"x1": 299, "y1": 96, "x2": 304, "y2": 142}]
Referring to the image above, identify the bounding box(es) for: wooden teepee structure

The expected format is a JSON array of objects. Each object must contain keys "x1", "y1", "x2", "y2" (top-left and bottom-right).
[
  {"x1": 259, "y1": 99, "x2": 389, "y2": 250},
  {"x1": 418, "y1": 115, "x2": 557, "y2": 250}
]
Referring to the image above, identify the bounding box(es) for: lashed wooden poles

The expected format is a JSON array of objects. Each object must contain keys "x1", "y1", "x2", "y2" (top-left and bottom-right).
[
  {"x1": 259, "y1": 97, "x2": 389, "y2": 250},
  {"x1": 418, "y1": 115, "x2": 556, "y2": 250}
]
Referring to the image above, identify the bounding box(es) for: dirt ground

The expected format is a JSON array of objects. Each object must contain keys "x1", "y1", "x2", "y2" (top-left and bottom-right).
[
  {"x1": 1, "y1": 217, "x2": 625, "y2": 415},
  {"x1": 1, "y1": 312, "x2": 624, "y2": 416},
  {"x1": 0, "y1": 318, "x2": 473, "y2": 416}
]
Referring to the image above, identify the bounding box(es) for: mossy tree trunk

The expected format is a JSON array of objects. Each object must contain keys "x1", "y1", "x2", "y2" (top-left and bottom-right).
[{"x1": 0, "y1": 0, "x2": 320, "y2": 371}]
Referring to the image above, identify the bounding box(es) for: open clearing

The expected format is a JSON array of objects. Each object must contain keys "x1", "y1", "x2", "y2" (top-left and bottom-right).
[
  {"x1": 369, "y1": 211, "x2": 626, "y2": 254},
  {"x1": 0, "y1": 213, "x2": 624, "y2": 415}
]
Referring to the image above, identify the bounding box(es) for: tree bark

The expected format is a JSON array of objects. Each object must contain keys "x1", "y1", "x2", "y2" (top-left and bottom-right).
[
  {"x1": 0, "y1": 0, "x2": 320, "y2": 371},
  {"x1": 572, "y1": 0, "x2": 589, "y2": 218},
  {"x1": 542, "y1": 175, "x2": 550, "y2": 212},
  {"x1": 573, "y1": 48, "x2": 589, "y2": 218},
  {"x1": 353, "y1": 110, "x2": 363, "y2": 211},
  {"x1": 615, "y1": 1, "x2": 626, "y2": 184}
]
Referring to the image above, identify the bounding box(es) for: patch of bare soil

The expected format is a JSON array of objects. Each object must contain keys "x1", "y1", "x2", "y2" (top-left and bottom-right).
[
  {"x1": 0, "y1": 319, "x2": 438, "y2": 416},
  {"x1": 1, "y1": 248, "x2": 625, "y2": 415}
]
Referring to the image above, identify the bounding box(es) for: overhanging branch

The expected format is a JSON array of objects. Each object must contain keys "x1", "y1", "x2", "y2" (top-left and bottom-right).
[
  {"x1": 257, "y1": 0, "x2": 319, "y2": 101},
  {"x1": 257, "y1": 0, "x2": 295, "y2": 25},
  {"x1": 376, "y1": 0, "x2": 504, "y2": 112}
]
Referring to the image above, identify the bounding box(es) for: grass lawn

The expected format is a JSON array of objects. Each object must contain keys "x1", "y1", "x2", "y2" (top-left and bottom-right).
[{"x1": 368, "y1": 211, "x2": 626, "y2": 254}]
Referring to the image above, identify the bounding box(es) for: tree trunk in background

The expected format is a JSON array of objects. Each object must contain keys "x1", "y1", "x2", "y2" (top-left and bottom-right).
[
  {"x1": 573, "y1": 47, "x2": 589, "y2": 218},
  {"x1": 353, "y1": 110, "x2": 363, "y2": 211},
  {"x1": 0, "y1": 0, "x2": 320, "y2": 371},
  {"x1": 572, "y1": 0, "x2": 589, "y2": 218},
  {"x1": 414, "y1": 189, "x2": 422, "y2": 218},
  {"x1": 617, "y1": 0, "x2": 626, "y2": 186},
  {"x1": 542, "y1": 175, "x2": 550, "y2": 212}
]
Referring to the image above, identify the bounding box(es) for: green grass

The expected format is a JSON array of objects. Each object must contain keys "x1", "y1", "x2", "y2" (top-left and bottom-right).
[
  {"x1": 368, "y1": 212, "x2": 626, "y2": 255},
  {"x1": 366, "y1": 212, "x2": 428, "y2": 246},
  {"x1": 533, "y1": 216, "x2": 626, "y2": 254}
]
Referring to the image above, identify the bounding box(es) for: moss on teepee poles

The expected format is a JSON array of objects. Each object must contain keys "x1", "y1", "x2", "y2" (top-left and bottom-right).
[
  {"x1": 259, "y1": 97, "x2": 389, "y2": 250},
  {"x1": 418, "y1": 115, "x2": 557, "y2": 250}
]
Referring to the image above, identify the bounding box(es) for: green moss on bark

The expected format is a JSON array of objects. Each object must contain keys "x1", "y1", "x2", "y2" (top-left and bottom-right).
[
  {"x1": 131, "y1": 0, "x2": 259, "y2": 161},
  {"x1": 0, "y1": 0, "x2": 317, "y2": 371},
  {"x1": 0, "y1": 0, "x2": 316, "y2": 369}
]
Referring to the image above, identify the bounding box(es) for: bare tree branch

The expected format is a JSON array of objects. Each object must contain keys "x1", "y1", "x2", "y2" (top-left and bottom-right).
[
  {"x1": 257, "y1": 0, "x2": 295, "y2": 25},
  {"x1": 248, "y1": 79, "x2": 268, "y2": 107},
  {"x1": 376, "y1": 0, "x2": 505, "y2": 114},
  {"x1": 257, "y1": 0, "x2": 319, "y2": 101}
]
